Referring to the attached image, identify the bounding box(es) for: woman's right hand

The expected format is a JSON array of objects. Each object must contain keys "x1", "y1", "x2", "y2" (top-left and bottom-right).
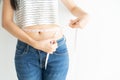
[{"x1": 31, "y1": 38, "x2": 58, "y2": 54}]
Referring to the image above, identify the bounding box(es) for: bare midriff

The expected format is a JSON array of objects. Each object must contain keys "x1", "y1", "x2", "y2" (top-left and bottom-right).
[{"x1": 22, "y1": 24, "x2": 63, "y2": 41}]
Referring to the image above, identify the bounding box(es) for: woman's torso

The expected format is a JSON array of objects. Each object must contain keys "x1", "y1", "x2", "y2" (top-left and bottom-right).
[
  {"x1": 15, "y1": 0, "x2": 63, "y2": 41},
  {"x1": 22, "y1": 24, "x2": 63, "y2": 41}
]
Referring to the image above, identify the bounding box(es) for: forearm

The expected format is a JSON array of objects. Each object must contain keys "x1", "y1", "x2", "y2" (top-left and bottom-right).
[
  {"x1": 2, "y1": 21, "x2": 34, "y2": 45},
  {"x1": 70, "y1": 6, "x2": 87, "y2": 18}
]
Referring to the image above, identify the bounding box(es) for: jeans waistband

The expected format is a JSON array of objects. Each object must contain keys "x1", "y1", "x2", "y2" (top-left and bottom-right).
[{"x1": 17, "y1": 35, "x2": 66, "y2": 51}]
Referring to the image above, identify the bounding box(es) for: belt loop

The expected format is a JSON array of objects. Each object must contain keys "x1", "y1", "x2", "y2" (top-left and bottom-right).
[{"x1": 26, "y1": 44, "x2": 30, "y2": 53}]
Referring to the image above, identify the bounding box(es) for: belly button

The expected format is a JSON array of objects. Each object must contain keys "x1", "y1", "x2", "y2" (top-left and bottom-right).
[{"x1": 38, "y1": 31, "x2": 41, "y2": 34}]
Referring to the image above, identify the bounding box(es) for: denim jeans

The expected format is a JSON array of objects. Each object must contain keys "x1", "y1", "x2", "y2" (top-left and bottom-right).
[{"x1": 14, "y1": 36, "x2": 69, "y2": 80}]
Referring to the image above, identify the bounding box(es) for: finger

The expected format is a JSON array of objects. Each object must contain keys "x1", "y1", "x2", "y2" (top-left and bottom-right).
[
  {"x1": 70, "y1": 18, "x2": 79, "y2": 23},
  {"x1": 50, "y1": 41, "x2": 57, "y2": 45},
  {"x1": 70, "y1": 24, "x2": 80, "y2": 28},
  {"x1": 69, "y1": 22, "x2": 78, "y2": 28},
  {"x1": 71, "y1": 18, "x2": 80, "y2": 25},
  {"x1": 70, "y1": 22, "x2": 77, "y2": 27},
  {"x1": 76, "y1": 22, "x2": 80, "y2": 26},
  {"x1": 48, "y1": 50, "x2": 54, "y2": 54},
  {"x1": 74, "y1": 20, "x2": 80, "y2": 24},
  {"x1": 51, "y1": 45, "x2": 57, "y2": 50},
  {"x1": 47, "y1": 51, "x2": 53, "y2": 54},
  {"x1": 52, "y1": 45, "x2": 58, "y2": 49},
  {"x1": 48, "y1": 48, "x2": 56, "y2": 54},
  {"x1": 47, "y1": 49, "x2": 53, "y2": 54},
  {"x1": 70, "y1": 19, "x2": 76, "y2": 24},
  {"x1": 49, "y1": 38, "x2": 57, "y2": 43},
  {"x1": 71, "y1": 21, "x2": 79, "y2": 26},
  {"x1": 53, "y1": 49, "x2": 56, "y2": 52}
]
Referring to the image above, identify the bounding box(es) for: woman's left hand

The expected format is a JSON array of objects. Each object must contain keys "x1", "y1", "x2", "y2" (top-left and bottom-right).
[{"x1": 69, "y1": 14, "x2": 89, "y2": 29}]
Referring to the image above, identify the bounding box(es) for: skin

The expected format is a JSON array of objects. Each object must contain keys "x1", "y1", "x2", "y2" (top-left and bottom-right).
[
  {"x1": 2, "y1": 0, "x2": 88, "y2": 53},
  {"x1": 61, "y1": 0, "x2": 88, "y2": 28}
]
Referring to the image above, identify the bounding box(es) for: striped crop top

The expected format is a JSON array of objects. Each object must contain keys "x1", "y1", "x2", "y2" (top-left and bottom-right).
[{"x1": 15, "y1": 0, "x2": 59, "y2": 28}]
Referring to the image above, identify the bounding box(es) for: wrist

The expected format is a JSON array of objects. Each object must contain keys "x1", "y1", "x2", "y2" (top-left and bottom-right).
[
  {"x1": 78, "y1": 12, "x2": 88, "y2": 19},
  {"x1": 28, "y1": 38, "x2": 44, "y2": 50},
  {"x1": 27, "y1": 37, "x2": 36, "y2": 46}
]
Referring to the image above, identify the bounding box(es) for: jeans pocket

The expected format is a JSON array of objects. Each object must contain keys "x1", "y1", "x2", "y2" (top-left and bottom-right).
[
  {"x1": 15, "y1": 41, "x2": 29, "y2": 56},
  {"x1": 54, "y1": 43, "x2": 68, "y2": 56}
]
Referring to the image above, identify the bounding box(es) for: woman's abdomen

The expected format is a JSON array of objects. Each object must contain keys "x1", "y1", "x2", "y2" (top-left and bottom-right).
[{"x1": 22, "y1": 24, "x2": 63, "y2": 41}]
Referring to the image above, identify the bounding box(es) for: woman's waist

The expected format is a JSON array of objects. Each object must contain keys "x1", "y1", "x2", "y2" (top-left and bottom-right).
[
  {"x1": 22, "y1": 24, "x2": 63, "y2": 41},
  {"x1": 21, "y1": 24, "x2": 60, "y2": 29}
]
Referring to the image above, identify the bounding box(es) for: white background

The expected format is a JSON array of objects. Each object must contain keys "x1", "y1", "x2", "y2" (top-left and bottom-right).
[{"x1": 0, "y1": 0, "x2": 120, "y2": 80}]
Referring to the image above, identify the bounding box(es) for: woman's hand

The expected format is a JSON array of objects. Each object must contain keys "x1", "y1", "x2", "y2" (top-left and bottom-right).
[
  {"x1": 69, "y1": 14, "x2": 89, "y2": 29},
  {"x1": 31, "y1": 38, "x2": 58, "y2": 54}
]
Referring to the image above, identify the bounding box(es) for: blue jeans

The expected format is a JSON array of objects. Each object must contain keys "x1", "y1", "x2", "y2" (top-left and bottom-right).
[{"x1": 14, "y1": 36, "x2": 69, "y2": 80}]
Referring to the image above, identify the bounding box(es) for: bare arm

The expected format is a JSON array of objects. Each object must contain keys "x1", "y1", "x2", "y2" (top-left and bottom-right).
[
  {"x1": 61, "y1": 0, "x2": 88, "y2": 28},
  {"x1": 2, "y1": 0, "x2": 58, "y2": 53},
  {"x1": 2, "y1": 0, "x2": 34, "y2": 45},
  {"x1": 61, "y1": 0, "x2": 87, "y2": 18}
]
